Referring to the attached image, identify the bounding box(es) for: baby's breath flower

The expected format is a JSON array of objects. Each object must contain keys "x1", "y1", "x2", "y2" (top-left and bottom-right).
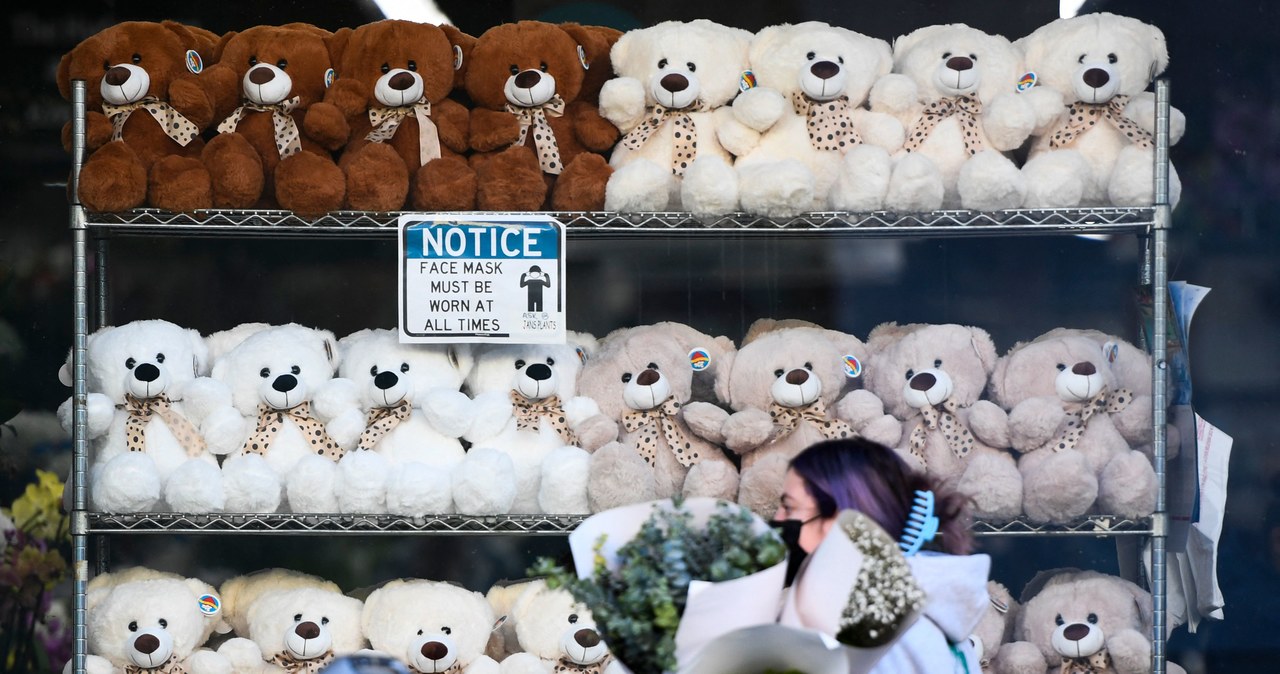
[{"x1": 835, "y1": 511, "x2": 926, "y2": 648}]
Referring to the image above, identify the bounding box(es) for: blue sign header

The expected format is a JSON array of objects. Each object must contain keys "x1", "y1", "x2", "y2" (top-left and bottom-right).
[{"x1": 404, "y1": 220, "x2": 560, "y2": 260}]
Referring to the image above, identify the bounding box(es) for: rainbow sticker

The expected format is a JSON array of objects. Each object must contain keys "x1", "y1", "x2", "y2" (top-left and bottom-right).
[
  {"x1": 1104, "y1": 341, "x2": 1119, "y2": 364},
  {"x1": 198, "y1": 594, "x2": 221, "y2": 616},
  {"x1": 739, "y1": 70, "x2": 757, "y2": 93},
  {"x1": 324, "y1": 68, "x2": 336, "y2": 88},
  {"x1": 453, "y1": 45, "x2": 464, "y2": 71},
  {"x1": 689, "y1": 348, "x2": 711, "y2": 371},
  {"x1": 185, "y1": 50, "x2": 203, "y2": 74},
  {"x1": 1016, "y1": 71, "x2": 1037, "y2": 92},
  {"x1": 842, "y1": 354, "x2": 863, "y2": 378},
  {"x1": 577, "y1": 45, "x2": 590, "y2": 70}
]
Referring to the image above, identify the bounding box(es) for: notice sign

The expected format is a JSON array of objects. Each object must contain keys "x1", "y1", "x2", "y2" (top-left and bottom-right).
[{"x1": 398, "y1": 214, "x2": 566, "y2": 344}]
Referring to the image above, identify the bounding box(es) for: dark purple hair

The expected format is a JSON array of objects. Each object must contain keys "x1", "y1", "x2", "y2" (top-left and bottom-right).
[{"x1": 789, "y1": 437, "x2": 974, "y2": 555}]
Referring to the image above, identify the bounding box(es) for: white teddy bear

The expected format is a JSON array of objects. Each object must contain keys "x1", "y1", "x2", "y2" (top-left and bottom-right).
[
  {"x1": 217, "y1": 586, "x2": 365, "y2": 674},
  {"x1": 73, "y1": 568, "x2": 232, "y2": 674},
  {"x1": 316, "y1": 329, "x2": 475, "y2": 515},
  {"x1": 1016, "y1": 12, "x2": 1184, "y2": 208},
  {"x1": 599, "y1": 19, "x2": 755, "y2": 216},
  {"x1": 730, "y1": 21, "x2": 903, "y2": 216},
  {"x1": 871, "y1": 23, "x2": 1047, "y2": 211},
  {"x1": 218, "y1": 568, "x2": 342, "y2": 639},
  {"x1": 197, "y1": 324, "x2": 348, "y2": 514},
  {"x1": 57, "y1": 319, "x2": 225, "y2": 513},
  {"x1": 498, "y1": 579, "x2": 623, "y2": 674},
  {"x1": 453, "y1": 335, "x2": 614, "y2": 515},
  {"x1": 361, "y1": 579, "x2": 501, "y2": 674}
]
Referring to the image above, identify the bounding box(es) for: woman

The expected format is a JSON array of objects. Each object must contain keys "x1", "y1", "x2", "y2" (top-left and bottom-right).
[{"x1": 774, "y1": 437, "x2": 990, "y2": 674}]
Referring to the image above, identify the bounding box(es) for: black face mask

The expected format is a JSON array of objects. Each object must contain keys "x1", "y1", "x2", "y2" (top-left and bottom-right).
[{"x1": 770, "y1": 516, "x2": 818, "y2": 586}]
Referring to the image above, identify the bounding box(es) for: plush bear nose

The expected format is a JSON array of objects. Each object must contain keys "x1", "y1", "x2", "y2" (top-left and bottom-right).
[
  {"x1": 574, "y1": 628, "x2": 601, "y2": 648},
  {"x1": 389, "y1": 71, "x2": 416, "y2": 90},
  {"x1": 421, "y1": 641, "x2": 448, "y2": 660},
  {"x1": 104, "y1": 66, "x2": 132, "y2": 87},
  {"x1": 784, "y1": 369, "x2": 809, "y2": 385},
  {"x1": 946, "y1": 56, "x2": 974, "y2": 71},
  {"x1": 910, "y1": 372, "x2": 936, "y2": 391},
  {"x1": 810, "y1": 61, "x2": 840, "y2": 80},
  {"x1": 514, "y1": 70, "x2": 542, "y2": 89},
  {"x1": 272, "y1": 374, "x2": 298, "y2": 392},
  {"x1": 249, "y1": 66, "x2": 275, "y2": 85},
  {"x1": 1062, "y1": 623, "x2": 1091, "y2": 641},
  {"x1": 1082, "y1": 68, "x2": 1110, "y2": 89},
  {"x1": 660, "y1": 73, "x2": 689, "y2": 92},
  {"x1": 1071, "y1": 362, "x2": 1097, "y2": 377},
  {"x1": 374, "y1": 371, "x2": 399, "y2": 390},
  {"x1": 294, "y1": 621, "x2": 321, "y2": 640},
  {"x1": 525, "y1": 363, "x2": 552, "y2": 381},
  {"x1": 636, "y1": 369, "x2": 660, "y2": 386},
  {"x1": 133, "y1": 634, "x2": 160, "y2": 654},
  {"x1": 133, "y1": 363, "x2": 160, "y2": 383}
]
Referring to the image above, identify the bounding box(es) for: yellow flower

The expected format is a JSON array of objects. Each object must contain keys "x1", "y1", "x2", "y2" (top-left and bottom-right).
[{"x1": 11, "y1": 470, "x2": 67, "y2": 542}]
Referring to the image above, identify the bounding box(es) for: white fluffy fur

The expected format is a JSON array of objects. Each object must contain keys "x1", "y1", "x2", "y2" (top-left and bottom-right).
[
  {"x1": 362, "y1": 580, "x2": 499, "y2": 674},
  {"x1": 216, "y1": 586, "x2": 364, "y2": 673},
  {"x1": 497, "y1": 580, "x2": 623, "y2": 674}
]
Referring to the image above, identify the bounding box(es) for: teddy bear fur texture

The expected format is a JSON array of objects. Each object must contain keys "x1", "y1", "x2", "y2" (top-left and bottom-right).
[
  {"x1": 362, "y1": 580, "x2": 500, "y2": 674},
  {"x1": 988, "y1": 331, "x2": 1158, "y2": 523},
  {"x1": 74, "y1": 569, "x2": 231, "y2": 674},
  {"x1": 863, "y1": 322, "x2": 1022, "y2": 521},
  {"x1": 464, "y1": 21, "x2": 618, "y2": 211},
  {"x1": 317, "y1": 328, "x2": 475, "y2": 515},
  {"x1": 218, "y1": 568, "x2": 342, "y2": 640},
  {"x1": 870, "y1": 23, "x2": 1042, "y2": 211},
  {"x1": 497, "y1": 579, "x2": 621, "y2": 674},
  {"x1": 56, "y1": 319, "x2": 224, "y2": 514},
  {"x1": 58, "y1": 21, "x2": 220, "y2": 212},
  {"x1": 1016, "y1": 13, "x2": 1184, "y2": 208},
  {"x1": 599, "y1": 19, "x2": 755, "y2": 216},
  {"x1": 730, "y1": 21, "x2": 902, "y2": 216},
  {"x1": 969, "y1": 580, "x2": 1019, "y2": 674},
  {"x1": 201, "y1": 23, "x2": 348, "y2": 215},
  {"x1": 323, "y1": 20, "x2": 477, "y2": 211},
  {"x1": 197, "y1": 323, "x2": 347, "y2": 514},
  {"x1": 576, "y1": 323, "x2": 740, "y2": 512},
  {"x1": 216, "y1": 585, "x2": 365, "y2": 674}
]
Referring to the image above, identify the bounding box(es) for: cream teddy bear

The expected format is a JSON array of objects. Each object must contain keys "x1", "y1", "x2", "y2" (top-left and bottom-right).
[
  {"x1": 497, "y1": 579, "x2": 623, "y2": 674},
  {"x1": 1016, "y1": 13, "x2": 1184, "y2": 208},
  {"x1": 730, "y1": 21, "x2": 902, "y2": 216},
  {"x1": 218, "y1": 568, "x2": 342, "y2": 639},
  {"x1": 216, "y1": 586, "x2": 365, "y2": 674},
  {"x1": 969, "y1": 580, "x2": 1019, "y2": 674},
  {"x1": 361, "y1": 579, "x2": 500, "y2": 674}
]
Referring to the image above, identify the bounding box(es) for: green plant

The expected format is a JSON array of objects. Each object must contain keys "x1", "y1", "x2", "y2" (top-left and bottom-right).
[{"x1": 530, "y1": 499, "x2": 786, "y2": 674}]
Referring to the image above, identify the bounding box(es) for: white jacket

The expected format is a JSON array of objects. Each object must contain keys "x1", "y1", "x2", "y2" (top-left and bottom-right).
[{"x1": 870, "y1": 552, "x2": 991, "y2": 674}]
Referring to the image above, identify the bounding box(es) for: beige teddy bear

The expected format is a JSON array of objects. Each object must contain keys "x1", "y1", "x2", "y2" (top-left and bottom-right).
[
  {"x1": 497, "y1": 579, "x2": 622, "y2": 674},
  {"x1": 969, "y1": 580, "x2": 1019, "y2": 674}
]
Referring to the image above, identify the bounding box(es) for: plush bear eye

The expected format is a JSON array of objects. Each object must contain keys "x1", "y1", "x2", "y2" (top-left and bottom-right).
[
  {"x1": 773, "y1": 369, "x2": 784, "y2": 378},
  {"x1": 539, "y1": 61, "x2": 548, "y2": 72},
  {"x1": 126, "y1": 357, "x2": 137, "y2": 370},
  {"x1": 249, "y1": 56, "x2": 258, "y2": 66},
  {"x1": 370, "y1": 365, "x2": 378, "y2": 376},
  {"x1": 294, "y1": 614, "x2": 303, "y2": 622},
  {"x1": 647, "y1": 362, "x2": 659, "y2": 370},
  {"x1": 1087, "y1": 613, "x2": 1098, "y2": 624},
  {"x1": 441, "y1": 626, "x2": 451, "y2": 635},
  {"x1": 260, "y1": 367, "x2": 271, "y2": 378},
  {"x1": 658, "y1": 58, "x2": 668, "y2": 69},
  {"x1": 514, "y1": 359, "x2": 526, "y2": 369},
  {"x1": 942, "y1": 52, "x2": 952, "y2": 60},
  {"x1": 686, "y1": 62, "x2": 696, "y2": 72},
  {"x1": 968, "y1": 54, "x2": 977, "y2": 61},
  {"x1": 158, "y1": 618, "x2": 167, "y2": 628},
  {"x1": 320, "y1": 617, "x2": 329, "y2": 625},
  {"x1": 905, "y1": 369, "x2": 915, "y2": 380},
  {"x1": 509, "y1": 65, "x2": 520, "y2": 76},
  {"x1": 806, "y1": 51, "x2": 816, "y2": 61},
  {"x1": 1054, "y1": 614, "x2": 1064, "y2": 626},
  {"x1": 128, "y1": 621, "x2": 138, "y2": 632},
  {"x1": 1107, "y1": 53, "x2": 1118, "y2": 64},
  {"x1": 568, "y1": 614, "x2": 579, "y2": 624},
  {"x1": 837, "y1": 56, "x2": 844, "y2": 64},
  {"x1": 400, "y1": 363, "x2": 410, "y2": 373},
  {"x1": 1078, "y1": 54, "x2": 1086, "y2": 65},
  {"x1": 621, "y1": 373, "x2": 632, "y2": 383},
  {"x1": 546, "y1": 357, "x2": 555, "y2": 366},
  {"x1": 933, "y1": 359, "x2": 942, "y2": 368},
  {"x1": 156, "y1": 353, "x2": 165, "y2": 364},
  {"x1": 276, "y1": 58, "x2": 288, "y2": 70},
  {"x1": 131, "y1": 53, "x2": 142, "y2": 64},
  {"x1": 103, "y1": 59, "x2": 111, "y2": 71},
  {"x1": 381, "y1": 63, "x2": 390, "y2": 74},
  {"x1": 407, "y1": 60, "x2": 417, "y2": 72},
  {"x1": 417, "y1": 629, "x2": 424, "y2": 636},
  {"x1": 1056, "y1": 363, "x2": 1067, "y2": 371},
  {"x1": 803, "y1": 362, "x2": 812, "y2": 370},
  {"x1": 291, "y1": 365, "x2": 301, "y2": 375}
]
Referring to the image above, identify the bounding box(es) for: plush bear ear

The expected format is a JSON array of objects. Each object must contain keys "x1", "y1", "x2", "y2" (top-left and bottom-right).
[
  {"x1": 211, "y1": 30, "x2": 238, "y2": 65},
  {"x1": 711, "y1": 347, "x2": 737, "y2": 404},
  {"x1": 439, "y1": 24, "x2": 477, "y2": 89},
  {"x1": 448, "y1": 343, "x2": 476, "y2": 379},
  {"x1": 187, "y1": 328, "x2": 211, "y2": 376},
  {"x1": 56, "y1": 49, "x2": 74, "y2": 101},
  {"x1": 319, "y1": 329, "x2": 341, "y2": 372},
  {"x1": 326, "y1": 27, "x2": 352, "y2": 72},
  {"x1": 968, "y1": 326, "x2": 998, "y2": 374},
  {"x1": 1145, "y1": 22, "x2": 1170, "y2": 80},
  {"x1": 161, "y1": 21, "x2": 219, "y2": 66}
]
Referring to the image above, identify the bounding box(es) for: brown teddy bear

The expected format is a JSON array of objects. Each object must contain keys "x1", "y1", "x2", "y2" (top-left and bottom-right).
[
  {"x1": 201, "y1": 23, "x2": 348, "y2": 215},
  {"x1": 58, "y1": 20, "x2": 220, "y2": 212},
  {"x1": 464, "y1": 21, "x2": 619, "y2": 211},
  {"x1": 324, "y1": 19, "x2": 478, "y2": 211}
]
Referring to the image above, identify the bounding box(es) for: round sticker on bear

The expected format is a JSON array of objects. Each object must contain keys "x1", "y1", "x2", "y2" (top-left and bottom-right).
[
  {"x1": 198, "y1": 594, "x2": 221, "y2": 616},
  {"x1": 842, "y1": 354, "x2": 863, "y2": 378},
  {"x1": 186, "y1": 50, "x2": 203, "y2": 74},
  {"x1": 689, "y1": 348, "x2": 711, "y2": 371}
]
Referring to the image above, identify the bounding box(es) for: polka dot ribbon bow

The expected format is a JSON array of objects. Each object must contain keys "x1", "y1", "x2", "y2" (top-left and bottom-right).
[
  {"x1": 622, "y1": 396, "x2": 697, "y2": 467},
  {"x1": 505, "y1": 95, "x2": 566, "y2": 175},
  {"x1": 1060, "y1": 649, "x2": 1112, "y2": 674},
  {"x1": 216, "y1": 96, "x2": 302, "y2": 159},
  {"x1": 1046, "y1": 388, "x2": 1133, "y2": 453},
  {"x1": 124, "y1": 394, "x2": 207, "y2": 458},
  {"x1": 124, "y1": 657, "x2": 186, "y2": 674},
  {"x1": 268, "y1": 652, "x2": 334, "y2": 674},
  {"x1": 791, "y1": 92, "x2": 862, "y2": 152},
  {"x1": 903, "y1": 95, "x2": 985, "y2": 155},
  {"x1": 554, "y1": 657, "x2": 612, "y2": 674},
  {"x1": 619, "y1": 103, "x2": 706, "y2": 177},
  {"x1": 241, "y1": 401, "x2": 342, "y2": 461},
  {"x1": 357, "y1": 399, "x2": 412, "y2": 451},
  {"x1": 769, "y1": 399, "x2": 854, "y2": 440},
  {"x1": 909, "y1": 399, "x2": 975, "y2": 468},
  {"x1": 367, "y1": 98, "x2": 442, "y2": 166},
  {"x1": 103, "y1": 98, "x2": 200, "y2": 146},
  {"x1": 1049, "y1": 95, "x2": 1152, "y2": 149},
  {"x1": 511, "y1": 390, "x2": 576, "y2": 445}
]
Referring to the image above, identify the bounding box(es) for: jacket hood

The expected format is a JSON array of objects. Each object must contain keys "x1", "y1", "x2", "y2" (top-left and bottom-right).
[{"x1": 909, "y1": 552, "x2": 991, "y2": 643}]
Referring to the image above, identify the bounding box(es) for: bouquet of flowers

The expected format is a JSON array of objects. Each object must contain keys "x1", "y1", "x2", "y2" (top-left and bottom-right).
[{"x1": 1, "y1": 470, "x2": 71, "y2": 674}]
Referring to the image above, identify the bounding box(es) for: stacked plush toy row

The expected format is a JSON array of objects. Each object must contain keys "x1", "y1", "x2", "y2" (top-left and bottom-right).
[
  {"x1": 60, "y1": 13, "x2": 1183, "y2": 217},
  {"x1": 59, "y1": 317, "x2": 1173, "y2": 524}
]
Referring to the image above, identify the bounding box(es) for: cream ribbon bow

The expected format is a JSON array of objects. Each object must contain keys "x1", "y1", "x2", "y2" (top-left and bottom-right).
[
  {"x1": 366, "y1": 98, "x2": 442, "y2": 166},
  {"x1": 769, "y1": 399, "x2": 854, "y2": 440},
  {"x1": 622, "y1": 396, "x2": 697, "y2": 467},
  {"x1": 216, "y1": 96, "x2": 302, "y2": 159},
  {"x1": 103, "y1": 98, "x2": 200, "y2": 146},
  {"x1": 1045, "y1": 388, "x2": 1133, "y2": 453},
  {"x1": 1059, "y1": 649, "x2": 1112, "y2": 674},
  {"x1": 908, "y1": 399, "x2": 975, "y2": 468},
  {"x1": 123, "y1": 394, "x2": 207, "y2": 458},
  {"x1": 241, "y1": 401, "x2": 343, "y2": 461},
  {"x1": 124, "y1": 657, "x2": 187, "y2": 674},
  {"x1": 553, "y1": 656, "x2": 613, "y2": 674},
  {"x1": 268, "y1": 652, "x2": 334, "y2": 674},
  {"x1": 619, "y1": 103, "x2": 706, "y2": 177},
  {"x1": 505, "y1": 95, "x2": 566, "y2": 175},
  {"x1": 790, "y1": 92, "x2": 862, "y2": 152},
  {"x1": 903, "y1": 95, "x2": 985, "y2": 155},
  {"x1": 357, "y1": 399, "x2": 412, "y2": 450},
  {"x1": 1049, "y1": 96, "x2": 1153, "y2": 149},
  {"x1": 511, "y1": 390, "x2": 576, "y2": 445}
]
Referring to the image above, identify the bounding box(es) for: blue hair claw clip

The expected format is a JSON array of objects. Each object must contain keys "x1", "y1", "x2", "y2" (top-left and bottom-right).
[{"x1": 899, "y1": 490, "x2": 940, "y2": 557}]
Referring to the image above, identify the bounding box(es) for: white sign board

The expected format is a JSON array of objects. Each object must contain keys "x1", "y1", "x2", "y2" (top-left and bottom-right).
[{"x1": 398, "y1": 214, "x2": 566, "y2": 344}]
